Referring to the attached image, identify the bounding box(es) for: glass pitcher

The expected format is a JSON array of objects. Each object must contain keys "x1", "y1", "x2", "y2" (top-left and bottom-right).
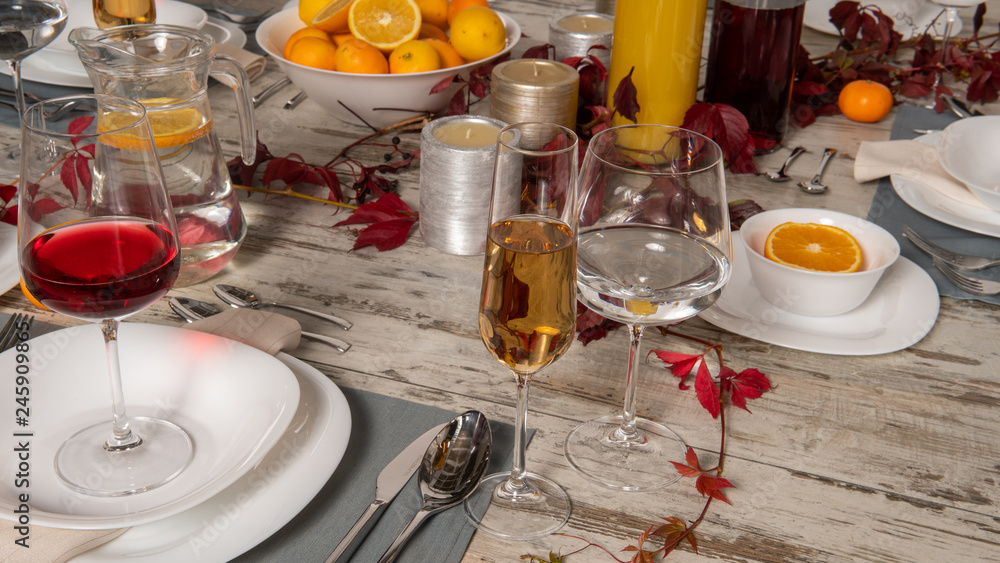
[{"x1": 69, "y1": 24, "x2": 255, "y2": 287}]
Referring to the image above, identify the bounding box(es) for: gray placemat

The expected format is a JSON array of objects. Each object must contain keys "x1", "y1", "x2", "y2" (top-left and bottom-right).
[{"x1": 865, "y1": 104, "x2": 1000, "y2": 306}]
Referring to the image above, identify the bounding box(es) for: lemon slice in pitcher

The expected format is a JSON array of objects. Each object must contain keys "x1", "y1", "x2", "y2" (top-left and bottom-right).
[{"x1": 100, "y1": 98, "x2": 212, "y2": 150}]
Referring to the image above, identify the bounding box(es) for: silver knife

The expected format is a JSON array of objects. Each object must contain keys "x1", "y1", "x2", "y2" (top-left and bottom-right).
[{"x1": 325, "y1": 423, "x2": 445, "y2": 563}]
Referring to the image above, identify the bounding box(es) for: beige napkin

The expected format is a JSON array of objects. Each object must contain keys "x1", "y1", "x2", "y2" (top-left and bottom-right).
[
  {"x1": 0, "y1": 310, "x2": 301, "y2": 563},
  {"x1": 215, "y1": 43, "x2": 267, "y2": 83},
  {"x1": 854, "y1": 139, "x2": 991, "y2": 210}
]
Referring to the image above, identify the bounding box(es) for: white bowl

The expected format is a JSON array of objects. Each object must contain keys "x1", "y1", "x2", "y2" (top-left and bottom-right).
[
  {"x1": 937, "y1": 115, "x2": 1000, "y2": 211},
  {"x1": 739, "y1": 208, "x2": 900, "y2": 317},
  {"x1": 256, "y1": 8, "x2": 521, "y2": 127}
]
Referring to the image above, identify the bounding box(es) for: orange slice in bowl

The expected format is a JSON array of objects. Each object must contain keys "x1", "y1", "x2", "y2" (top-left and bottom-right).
[
  {"x1": 302, "y1": 0, "x2": 353, "y2": 33},
  {"x1": 348, "y1": 0, "x2": 422, "y2": 53},
  {"x1": 764, "y1": 222, "x2": 863, "y2": 273}
]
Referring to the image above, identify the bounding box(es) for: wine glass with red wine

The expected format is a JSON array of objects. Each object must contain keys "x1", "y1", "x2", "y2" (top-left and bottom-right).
[{"x1": 18, "y1": 94, "x2": 187, "y2": 496}]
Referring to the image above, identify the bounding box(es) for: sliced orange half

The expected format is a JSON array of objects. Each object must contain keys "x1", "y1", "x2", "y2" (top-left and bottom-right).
[
  {"x1": 348, "y1": 0, "x2": 422, "y2": 53},
  {"x1": 764, "y1": 222, "x2": 863, "y2": 273},
  {"x1": 310, "y1": 0, "x2": 354, "y2": 33}
]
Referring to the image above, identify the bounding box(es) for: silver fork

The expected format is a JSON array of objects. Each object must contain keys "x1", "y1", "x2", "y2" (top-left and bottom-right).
[
  {"x1": 902, "y1": 226, "x2": 1000, "y2": 271},
  {"x1": 933, "y1": 259, "x2": 1000, "y2": 296},
  {"x1": 0, "y1": 313, "x2": 33, "y2": 352}
]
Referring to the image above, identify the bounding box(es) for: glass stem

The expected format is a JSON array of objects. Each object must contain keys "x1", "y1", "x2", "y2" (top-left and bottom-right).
[
  {"x1": 940, "y1": 8, "x2": 958, "y2": 68},
  {"x1": 7, "y1": 60, "x2": 25, "y2": 116},
  {"x1": 504, "y1": 374, "x2": 530, "y2": 491},
  {"x1": 101, "y1": 319, "x2": 141, "y2": 452},
  {"x1": 614, "y1": 324, "x2": 645, "y2": 443}
]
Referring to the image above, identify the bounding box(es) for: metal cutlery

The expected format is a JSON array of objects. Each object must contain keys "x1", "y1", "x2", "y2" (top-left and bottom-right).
[
  {"x1": 798, "y1": 147, "x2": 836, "y2": 194},
  {"x1": 213, "y1": 283, "x2": 352, "y2": 330},
  {"x1": 203, "y1": 6, "x2": 275, "y2": 27},
  {"x1": 252, "y1": 77, "x2": 291, "y2": 107},
  {"x1": 325, "y1": 423, "x2": 447, "y2": 563},
  {"x1": 764, "y1": 145, "x2": 806, "y2": 182},
  {"x1": 0, "y1": 313, "x2": 32, "y2": 352},
  {"x1": 284, "y1": 91, "x2": 307, "y2": 110},
  {"x1": 377, "y1": 410, "x2": 492, "y2": 563},
  {"x1": 932, "y1": 259, "x2": 1000, "y2": 296},
  {"x1": 169, "y1": 296, "x2": 351, "y2": 352},
  {"x1": 902, "y1": 225, "x2": 1000, "y2": 271},
  {"x1": 942, "y1": 95, "x2": 984, "y2": 119}
]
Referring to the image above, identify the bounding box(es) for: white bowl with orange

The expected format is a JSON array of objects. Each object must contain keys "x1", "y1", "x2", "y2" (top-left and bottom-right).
[
  {"x1": 739, "y1": 208, "x2": 900, "y2": 317},
  {"x1": 256, "y1": 0, "x2": 521, "y2": 127}
]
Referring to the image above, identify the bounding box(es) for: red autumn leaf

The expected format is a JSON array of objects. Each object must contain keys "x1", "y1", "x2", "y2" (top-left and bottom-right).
[
  {"x1": 650, "y1": 350, "x2": 701, "y2": 383},
  {"x1": 612, "y1": 67, "x2": 640, "y2": 123},
  {"x1": 352, "y1": 217, "x2": 416, "y2": 251},
  {"x1": 431, "y1": 74, "x2": 458, "y2": 94},
  {"x1": 521, "y1": 44, "x2": 553, "y2": 60},
  {"x1": 682, "y1": 102, "x2": 756, "y2": 175},
  {"x1": 227, "y1": 134, "x2": 274, "y2": 187},
  {"x1": 68, "y1": 115, "x2": 94, "y2": 136},
  {"x1": 695, "y1": 473, "x2": 734, "y2": 505},
  {"x1": 0, "y1": 183, "x2": 15, "y2": 204},
  {"x1": 0, "y1": 205, "x2": 16, "y2": 226},
  {"x1": 720, "y1": 367, "x2": 773, "y2": 412},
  {"x1": 28, "y1": 197, "x2": 64, "y2": 222},
  {"x1": 75, "y1": 152, "x2": 92, "y2": 203},
  {"x1": 694, "y1": 360, "x2": 721, "y2": 418},
  {"x1": 60, "y1": 157, "x2": 79, "y2": 203},
  {"x1": 445, "y1": 88, "x2": 467, "y2": 116}
]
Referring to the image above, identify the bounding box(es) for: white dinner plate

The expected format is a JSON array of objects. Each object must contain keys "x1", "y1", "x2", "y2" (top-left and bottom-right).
[
  {"x1": 0, "y1": 222, "x2": 17, "y2": 296},
  {"x1": 0, "y1": 323, "x2": 300, "y2": 529},
  {"x1": 804, "y1": 0, "x2": 959, "y2": 40},
  {"x1": 699, "y1": 236, "x2": 939, "y2": 355},
  {"x1": 72, "y1": 352, "x2": 352, "y2": 562},
  {"x1": 1, "y1": 18, "x2": 246, "y2": 89}
]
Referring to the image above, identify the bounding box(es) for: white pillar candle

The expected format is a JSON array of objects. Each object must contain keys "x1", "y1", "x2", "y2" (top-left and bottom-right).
[
  {"x1": 549, "y1": 13, "x2": 613, "y2": 68},
  {"x1": 419, "y1": 115, "x2": 509, "y2": 255},
  {"x1": 490, "y1": 59, "x2": 579, "y2": 130}
]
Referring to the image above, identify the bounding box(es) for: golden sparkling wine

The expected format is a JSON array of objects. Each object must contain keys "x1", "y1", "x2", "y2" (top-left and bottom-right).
[
  {"x1": 92, "y1": 0, "x2": 156, "y2": 28},
  {"x1": 479, "y1": 217, "x2": 577, "y2": 377}
]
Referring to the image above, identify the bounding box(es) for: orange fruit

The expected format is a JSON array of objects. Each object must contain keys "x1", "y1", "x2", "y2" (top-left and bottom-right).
[
  {"x1": 100, "y1": 98, "x2": 211, "y2": 150},
  {"x1": 389, "y1": 38, "x2": 441, "y2": 73},
  {"x1": 287, "y1": 36, "x2": 338, "y2": 70},
  {"x1": 283, "y1": 26, "x2": 332, "y2": 59},
  {"x1": 300, "y1": 0, "x2": 354, "y2": 33},
  {"x1": 764, "y1": 222, "x2": 864, "y2": 273},
  {"x1": 415, "y1": 0, "x2": 448, "y2": 28},
  {"x1": 448, "y1": 6, "x2": 505, "y2": 61},
  {"x1": 418, "y1": 22, "x2": 448, "y2": 41},
  {"x1": 838, "y1": 80, "x2": 894, "y2": 123},
  {"x1": 335, "y1": 38, "x2": 389, "y2": 73},
  {"x1": 20, "y1": 280, "x2": 48, "y2": 311},
  {"x1": 446, "y1": 0, "x2": 488, "y2": 25},
  {"x1": 423, "y1": 38, "x2": 465, "y2": 68},
  {"x1": 348, "y1": 0, "x2": 422, "y2": 53},
  {"x1": 331, "y1": 31, "x2": 354, "y2": 46}
]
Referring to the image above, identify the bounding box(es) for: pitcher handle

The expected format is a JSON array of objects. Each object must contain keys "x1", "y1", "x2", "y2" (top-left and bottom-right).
[{"x1": 210, "y1": 54, "x2": 256, "y2": 166}]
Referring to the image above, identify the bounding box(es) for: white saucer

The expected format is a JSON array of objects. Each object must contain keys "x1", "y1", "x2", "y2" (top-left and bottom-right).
[
  {"x1": 72, "y1": 352, "x2": 351, "y2": 562},
  {"x1": 892, "y1": 174, "x2": 1000, "y2": 238},
  {"x1": 0, "y1": 223, "x2": 18, "y2": 296},
  {"x1": 0, "y1": 323, "x2": 300, "y2": 529},
  {"x1": 804, "y1": 0, "x2": 958, "y2": 40},
  {"x1": 2, "y1": 18, "x2": 246, "y2": 89},
  {"x1": 699, "y1": 237, "x2": 939, "y2": 355}
]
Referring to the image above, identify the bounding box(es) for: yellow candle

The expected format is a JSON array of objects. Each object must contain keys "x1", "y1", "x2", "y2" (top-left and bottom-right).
[
  {"x1": 558, "y1": 14, "x2": 614, "y2": 34},
  {"x1": 432, "y1": 120, "x2": 501, "y2": 148},
  {"x1": 606, "y1": 0, "x2": 708, "y2": 127},
  {"x1": 501, "y1": 59, "x2": 577, "y2": 86}
]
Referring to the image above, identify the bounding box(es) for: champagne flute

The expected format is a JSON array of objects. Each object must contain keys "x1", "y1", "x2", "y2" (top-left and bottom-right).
[
  {"x1": 18, "y1": 94, "x2": 186, "y2": 496},
  {"x1": 464, "y1": 122, "x2": 578, "y2": 540},
  {"x1": 564, "y1": 124, "x2": 732, "y2": 491},
  {"x1": 92, "y1": 0, "x2": 156, "y2": 29},
  {"x1": 924, "y1": 0, "x2": 978, "y2": 104}
]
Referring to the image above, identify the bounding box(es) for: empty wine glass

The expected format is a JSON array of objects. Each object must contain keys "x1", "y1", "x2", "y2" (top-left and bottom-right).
[
  {"x1": 464, "y1": 122, "x2": 578, "y2": 540},
  {"x1": 18, "y1": 94, "x2": 186, "y2": 496},
  {"x1": 565, "y1": 124, "x2": 732, "y2": 491}
]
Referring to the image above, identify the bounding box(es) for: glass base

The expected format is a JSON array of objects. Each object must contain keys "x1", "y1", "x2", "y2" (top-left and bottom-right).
[
  {"x1": 464, "y1": 471, "x2": 571, "y2": 540},
  {"x1": 564, "y1": 414, "x2": 687, "y2": 491},
  {"x1": 55, "y1": 416, "x2": 193, "y2": 496}
]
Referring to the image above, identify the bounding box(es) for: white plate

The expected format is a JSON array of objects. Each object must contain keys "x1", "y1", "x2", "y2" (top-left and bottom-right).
[
  {"x1": 891, "y1": 174, "x2": 1000, "y2": 238},
  {"x1": 699, "y1": 236, "x2": 939, "y2": 355},
  {"x1": 72, "y1": 352, "x2": 352, "y2": 562},
  {"x1": 804, "y1": 0, "x2": 959, "y2": 40},
  {"x1": 0, "y1": 323, "x2": 300, "y2": 529},
  {"x1": 0, "y1": 223, "x2": 17, "y2": 296},
  {"x1": 2, "y1": 18, "x2": 245, "y2": 89}
]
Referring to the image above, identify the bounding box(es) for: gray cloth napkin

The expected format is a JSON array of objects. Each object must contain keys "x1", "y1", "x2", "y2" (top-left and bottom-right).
[{"x1": 864, "y1": 104, "x2": 1000, "y2": 306}]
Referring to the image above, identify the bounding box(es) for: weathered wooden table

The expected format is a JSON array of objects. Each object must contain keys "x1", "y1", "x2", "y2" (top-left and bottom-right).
[{"x1": 2, "y1": 1, "x2": 998, "y2": 561}]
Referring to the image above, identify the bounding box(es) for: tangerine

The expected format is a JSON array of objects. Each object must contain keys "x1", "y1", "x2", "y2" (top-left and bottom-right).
[
  {"x1": 764, "y1": 222, "x2": 864, "y2": 273},
  {"x1": 287, "y1": 36, "x2": 339, "y2": 70},
  {"x1": 389, "y1": 38, "x2": 441, "y2": 73},
  {"x1": 449, "y1": 6, "x2": 505, "y2": 61},
  {"x1": 348, "y1": 0, "x2": 422, "y2": 53},
  {"x1": 335, "y1": 38, "x2": 389, "y2": 73},
  {"x1": 423, "y1": 38, "x2": 465, "y2": 68},
  {"x1": 838, "y1": 80, "x2": 894, "y2": 123},
  {"x1": 446, "y1": 0, "x2": 488, "y2": 25},
  {"x1": 283, "y1": 26, "x2": 332, "y2": 59},
  {"x1": 418, "y1": 22, "x2": 448, "y2": 41},
  {"x1": 414, "y1": 0, "x2": 448, "y2": 28}
]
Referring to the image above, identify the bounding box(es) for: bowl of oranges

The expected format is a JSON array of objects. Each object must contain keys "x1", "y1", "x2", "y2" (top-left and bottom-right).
[
  {"x1": 738, "y1": 208, "x2": 900, "y2": 317},
  {"x1": 257, "y1": 0, "x2": 520, "y2": 127}
]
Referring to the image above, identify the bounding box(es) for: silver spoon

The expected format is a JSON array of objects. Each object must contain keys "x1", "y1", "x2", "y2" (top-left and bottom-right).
[
  {"x1": 763, "y1": 145, "x2": 806, "y2": 182},
  {"x1": 168, "y1": 296, "x2": 351, "y2": 353},
  {"x1": 213, "y1": 284, "x2": 352, "y2": 330},
  {"x1": 377, "y1": 410, "x2": 492, "y2": 563},
  {"x1": 798, "y1": 148, "x2": 836, "y2": 194}
]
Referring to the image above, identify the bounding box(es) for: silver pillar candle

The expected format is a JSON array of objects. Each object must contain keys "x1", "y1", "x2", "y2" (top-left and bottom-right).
[
  {"x1": 418, "y1": 115, "x2": 508, "y2": 255},
  {"x1": 548, "y1": 12, "x2": 613, "y2": 68},
  {"x1": 490, "y1": 59, "x2": 579, "y2": 131}
]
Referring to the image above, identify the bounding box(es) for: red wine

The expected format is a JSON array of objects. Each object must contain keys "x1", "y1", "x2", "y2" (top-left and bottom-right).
[
  {"x1": 703, "y1": 0, "x2": 805, "y2": 151},
  {"x1": 22, "y1": 218, "x2": 180, "y2": 321}
]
